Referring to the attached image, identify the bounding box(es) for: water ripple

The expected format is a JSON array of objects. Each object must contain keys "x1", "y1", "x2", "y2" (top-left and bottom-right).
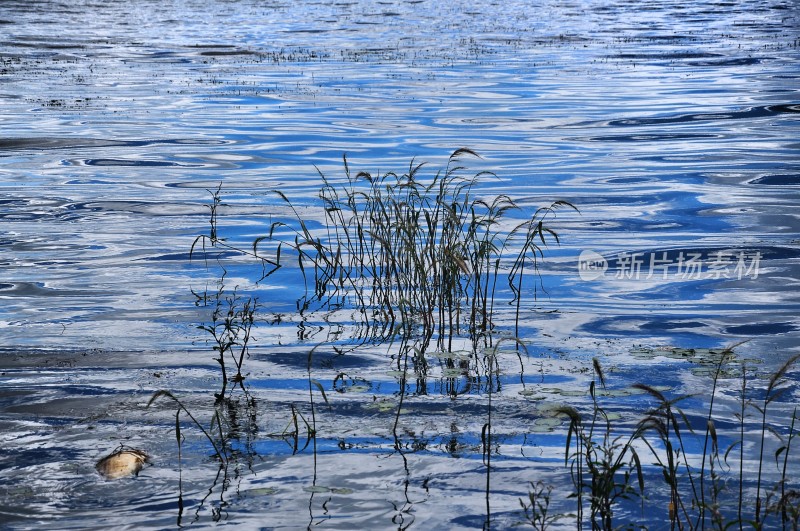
[{"x1": 1, "y1": 0, "x2": 798, "y2": 526}]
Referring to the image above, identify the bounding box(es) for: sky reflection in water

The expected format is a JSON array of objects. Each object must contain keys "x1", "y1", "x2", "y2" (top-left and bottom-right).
[{"x1": 0, "y1": 0, "x2": 799, "y2": 528}]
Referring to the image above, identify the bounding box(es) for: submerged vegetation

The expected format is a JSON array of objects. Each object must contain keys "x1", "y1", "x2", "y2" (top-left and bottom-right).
[{"x1": 142, "y1": 150, "x2": 800, "y2": 529}]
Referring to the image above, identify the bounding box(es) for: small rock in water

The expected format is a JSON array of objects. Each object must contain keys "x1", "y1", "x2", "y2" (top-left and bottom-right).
[{"x1": 95, "y1": 448, "x2": 149, "y2": 480}]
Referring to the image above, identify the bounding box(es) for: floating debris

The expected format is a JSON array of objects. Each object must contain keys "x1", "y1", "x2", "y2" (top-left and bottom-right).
[{"x1": 95, "y1": 448, "x2": 149, "y2": 480}]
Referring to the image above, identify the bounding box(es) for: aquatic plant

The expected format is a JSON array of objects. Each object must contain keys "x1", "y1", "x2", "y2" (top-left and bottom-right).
[
  {"x1": 146, "y1": 389, "x2": 260, "y2": 525},
  {"x1": 191, "y1": 190, "x2": 259, "y2": 400},
  {"x1": 185, "y1": 152, "x2": 798, "y2": 529},
  {"x1": 188, "y1": 151, "x2": 575, "y2": 528},
  {"x1": 555, "y1": 359, "x2": 645, "y2": 530},
  {"x1": 193, "y1": 149, "x2": 574, "y2": 369},
  {"x1": 634, "y1": 350, "x2": 800, "y2": 530},
  {"x1": 147, "y1": 390, "x2": 227, "y2": 464},
  {"x1": 754, "y1": 353, "x2": 800, "y2": 527},
  {"x1": 483, "y1": 337, "x2": 530, "y2": 529},
  {"x1": 520, "y1": 480, "x2": 561, "y2": 530},
  {"x1": 195, "y1": 279, "x2": 257, "y2": 401},
  {"x1": 521, "y1": 346, "x2": 800, "y2": 530}
]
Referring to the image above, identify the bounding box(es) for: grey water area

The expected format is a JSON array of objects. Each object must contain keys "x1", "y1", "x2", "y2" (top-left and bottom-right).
[{"x1": 1, "y1": 0, "x2": 799, "y2": 528}]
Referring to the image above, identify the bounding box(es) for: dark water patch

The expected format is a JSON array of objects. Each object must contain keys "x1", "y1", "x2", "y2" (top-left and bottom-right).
[
  {"x1": 0, "y1": 137, "x2": 117, "y2": 151},
  {"x1": 522, "y1": 191, "x2": 679, "y2": 208},
  {"x1": 0, "y1": 282, "x2": 97, "y2": 298},
  {"x1": 577, "y1": 315, "x2": 720, "y2": 341},
  {"x1": 2, "y1": 446, "x2": 79, "y2": 465},
  {"x1": 687, "y1": 57, "x2": 764, "y2": 67},
  {"x1": 451, "y1": 513, "x2": 500, "y2": 529},
  {"x1": 643, "y1": 34, "x2": 695, "y2": 41},
  {"x1": 63, "y1": 179, "x2": 116, "y2": 185},
  {"x1": 34, "y1": 259, "x2": 81, "y2": 266},
  {"x1": 65, "y1": 200, "x2": 205, "y2": 216},
  {"x1": 614, "y1": 52, "x2": 720, "y2": 60},
  {"x1": 288, "y1": 28, "x2": 332, "y2": 34},
  {"x1": 0, "y1": 348, "x2": 215, "y2": 372},
  {"x1": 640, "y1": 320, "x2": 708, "y2": 331},
  {"x1": 725, "y1": 322, "x2": 796, "y2": 335},
  {"x1": 199, "y1": 49, "x2": 259, "y2": 56},
  {"x1": 2, "y1": 384, "x2": 122, "y2": 404},
  {"x1": 0, "y1": 211, "x2": 63, "y2": 222},
  {"x1": 569, "y1": 104, "x2": 800, "y2": 129},
  {"x1": 0, "y1": 199, "x2": 26, "y2": 206},
  {"x1": 134, "y1": 50, "x2": 181, "y2": 59},
  {"x1": 0, "y1": 137, "x2": 229, "y2": 153},
  {"x1": 0, "y1": 390, "x2": 37, "y2": 410},
  {"x1": 5, "y1": 397, "x2": 120, "y2": 417},
  {"x1": 603, "y1": 176, "x2": 659, "y2": 185},
  {"x1": 131, "y1": 500, "x2": 183, "y2": 514},
  {"x1": 138, "y1": 250, "x2": 240, "y2": 262},
  {"x1": 191, "y1": 44, "x2": 237, "y2": 49},
  {"x1": 748, "y1": 174, "x2": 800, "y2": 185},
  {"x1": 312, "y1": 371, "x2": 576, "y2": 400},
  {"x1": 3, "y1": 41, "x2": 88, "y2": 50},
  {"x1": 671, "y1": 245, "x2": 800, "y2": 261},
  {"x1": 79, "y1": 158, "x2": 198, "y2": 168},
  {"x1": 265, "y1": 350, "x2": 381, "y2": 370},
  {"x1": 162, "y1": 180, "x2": 243, "y2": 189},
  {"x1": 244, "y1": 430, "x2": 566, "y2": 461},
  {"x1": 582, "y1": 132, "x2": 722, "y2": 143}
]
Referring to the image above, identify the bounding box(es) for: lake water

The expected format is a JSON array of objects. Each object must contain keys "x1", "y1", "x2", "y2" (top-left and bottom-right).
[{"x1": 1, "y1": 0, "x2": 799, "y2": 529}]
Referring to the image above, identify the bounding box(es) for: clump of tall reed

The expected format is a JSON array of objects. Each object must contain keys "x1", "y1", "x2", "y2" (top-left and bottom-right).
[
  {"x1": 554, "y1": 359, "x2": 645, "y2": 530},
  {"x1": 522, "y1": 348, "x2": 800, "y2": 530},
  {"x1": 634, "y1": 349, "x2": 800, "y2": 530},
  {"x1": 193, "y1": 149, "x2": 575, "y2": 366}
]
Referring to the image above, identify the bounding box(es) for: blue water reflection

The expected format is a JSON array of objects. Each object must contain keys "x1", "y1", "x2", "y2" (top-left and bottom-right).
[{"x1": 1, "y1": 0, "x2": 799, "y2": 528}]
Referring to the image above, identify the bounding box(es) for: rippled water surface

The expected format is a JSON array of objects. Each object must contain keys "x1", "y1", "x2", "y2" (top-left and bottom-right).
[{"x1": 1, "y1": 0, "x2": 799, "y2": 529}]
